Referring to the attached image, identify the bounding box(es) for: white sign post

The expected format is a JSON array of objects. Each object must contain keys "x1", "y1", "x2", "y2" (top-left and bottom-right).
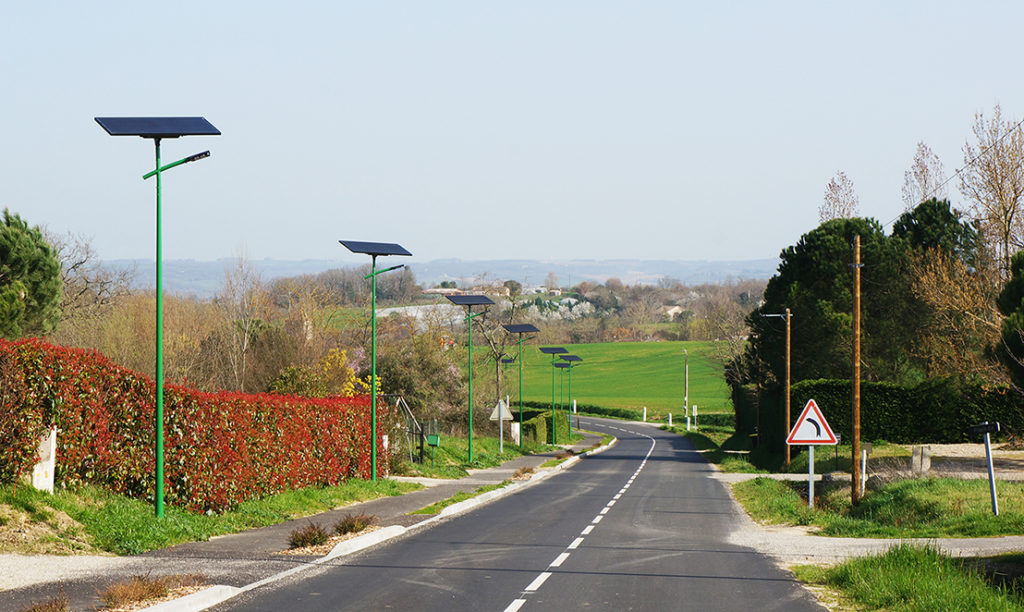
[
  {"x1": 786, "y1": 399, "x2": 838, "y2": 508},
  {"x1": 490, "y1": 398, "x2": 514, "y2": 453}
]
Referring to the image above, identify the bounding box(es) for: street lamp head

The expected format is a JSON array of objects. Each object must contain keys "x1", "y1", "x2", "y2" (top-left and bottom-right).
[
  {"x1": 446, "y1": 294, "x2": 494, "y2": 306},
  {"x1": 539, "y1": 347, "x2": 568, "y2": 355},
  {"x1": 95, "y1": 117, "x2": 221, "y2": 139},
  {"x1": 339, "y1": 240, "x2": 412, "y2": 257},
  {"x1": 503, "y1": 323, "x2": 539, "y2": 334},
  {"x1": 184, "y1": 150, "x2": 211, "y2": 163}
]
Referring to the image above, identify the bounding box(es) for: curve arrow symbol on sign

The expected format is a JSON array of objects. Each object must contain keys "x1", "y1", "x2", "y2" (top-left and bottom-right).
[{"x1": 806, "y1": 418, "x2": 821, "y2": 437}]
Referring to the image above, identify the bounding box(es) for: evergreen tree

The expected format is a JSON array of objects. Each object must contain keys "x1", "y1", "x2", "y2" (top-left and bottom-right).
[
  {"x1": 998, "y1": 251, "x2": 1024, "y2": 389},
  {"x1": 0, "y1": 209, "x2": 62, "y2": 338}
]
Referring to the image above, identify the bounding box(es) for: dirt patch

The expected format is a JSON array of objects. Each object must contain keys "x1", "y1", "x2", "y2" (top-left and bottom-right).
[
  {"x1": 868, "y1": 443, "x2": 1024, "y2": 481},
  {"x1": 0, "y1": 503, "x2": 104, "y2": 555},
  {"x1": 277, "y1": 525, "x2": 382, "y2": 557}
]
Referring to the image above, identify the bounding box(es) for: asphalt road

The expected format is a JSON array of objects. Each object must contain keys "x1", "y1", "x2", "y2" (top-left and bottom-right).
[{"x1": 214, "y1": 417, "x2": 824, "y2": 611}]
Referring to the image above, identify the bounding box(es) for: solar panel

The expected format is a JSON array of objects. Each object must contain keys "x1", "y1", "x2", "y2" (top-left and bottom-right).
[
  {"x1": 502, "y1": 323, "x2": 539, "y2": 334},
  {"x1": 539, "y1": 347, "x2": 567, "y2": 354},
  {"x1": 446, "y1": 295, "x2": 494, "y2": 306},
  {"x1": 560, "y1": 355, "x2": 583, "y2": 362},
  {"x1": 501, "y1": 358, "x2": 516, "y2": 364},
  {"x1": 554, "y1": 362, "x2": 571, "y2": 368},
  {"x1": 339, "y1": 240, "x2": 412, "y2": 257},
  {"x1": 95, "y1": 117, "x2": 220, "y2": 138}
]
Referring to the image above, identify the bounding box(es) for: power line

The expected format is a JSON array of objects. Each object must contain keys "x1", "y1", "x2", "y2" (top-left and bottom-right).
[{"x1": 885, "y1": 113, "x2": 1024, "y2": 227}]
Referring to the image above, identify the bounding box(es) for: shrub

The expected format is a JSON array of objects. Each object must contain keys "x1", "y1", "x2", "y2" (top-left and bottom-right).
[
  {"x1": 288, "y1": 521, "x2": 329, "y2": 548},
  {"x1": 98, "y1": 573, "x2": 205, "y2": 609},
  {"x1": 333, "y1": 513, "x2": 375, "y2": 535},
  {"x1": 0, "y1": 338, "x2": 389, "y2": 512}
]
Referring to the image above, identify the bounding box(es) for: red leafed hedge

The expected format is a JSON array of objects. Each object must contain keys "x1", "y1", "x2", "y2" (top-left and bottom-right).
[{"x1": 0, "y1": 338, "x2": 387, "y2": 512}]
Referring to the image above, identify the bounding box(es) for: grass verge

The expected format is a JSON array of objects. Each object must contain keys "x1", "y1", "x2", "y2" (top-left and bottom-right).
[
  {"x1": 0, "y1": 479, "x2": 421, "y2": 555},
  {"x1": 409, "y1": 480, "x2": 513, "y2": 515},
  {"x1": 792, "y1": 545, "x2": 1024, "y2": 611},
  {"x1": 733, "y1": 476, "x2": 1024, "y2": 537},
  {"x1": 393, "y1": 433, "x2": 557, "y2": 479}
]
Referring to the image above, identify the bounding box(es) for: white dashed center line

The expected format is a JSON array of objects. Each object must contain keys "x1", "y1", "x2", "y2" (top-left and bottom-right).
[{"x1": 505, "y1": 422, "x2": 657, "y2": 611}]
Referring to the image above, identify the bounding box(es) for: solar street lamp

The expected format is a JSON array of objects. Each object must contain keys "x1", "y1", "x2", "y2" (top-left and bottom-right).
[
  {"x1": 560, "y1": 355, "x2": 583, "y2": 430},
  {"x1": 340, "y1": 240, "x2": 412, "y2": 481},
  {"x1": 555, "y1": 362, "x2": 570, "y2": 434},
  {"x1": 95, "y1": 117, "x2": 220, "y2": 518},
  {"x1": 539, "y1": 347, "x2": 568, "y2": 443},
  {"x1": 502, "y1": 323, "x2": 539, "y2": 448},
  {"x1": 446, "y1": 295, "x2": 495, "y2": 462}
]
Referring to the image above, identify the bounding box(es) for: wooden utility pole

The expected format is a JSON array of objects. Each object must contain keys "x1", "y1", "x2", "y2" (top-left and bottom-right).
[{"x1": 851, "y1": 235, "x2": 862, "y2": 505}]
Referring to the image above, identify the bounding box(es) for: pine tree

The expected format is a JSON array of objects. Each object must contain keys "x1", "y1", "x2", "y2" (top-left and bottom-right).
[{"x1": 0, "y1": 209, "x2": 62, "y2": 338}]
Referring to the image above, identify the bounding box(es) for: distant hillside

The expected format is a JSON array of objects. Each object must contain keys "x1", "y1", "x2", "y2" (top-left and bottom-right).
[{"x1": 112, "y1": 257, "x2": 779, "y2": 298}]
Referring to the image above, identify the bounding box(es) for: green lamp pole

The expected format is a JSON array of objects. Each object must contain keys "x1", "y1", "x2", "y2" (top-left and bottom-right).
[
  {"x1": 96, "y1": 116, "x2": 220, "y2": 518},
  {"x1": 340, "y1": 241, "x2": 411, "y2": 481},
  {"x1": 560, "y1": 355, "x2": 582, "y2": 430},
  {"x1": 502, "y1": 324, "x2": 539, "y2": 448},
  {"x1": 540, "y1": 347, "x2": 567, "y2": 444},
  {"x1": 447, "y1": 295, "x2": 495, "y2": 462}
]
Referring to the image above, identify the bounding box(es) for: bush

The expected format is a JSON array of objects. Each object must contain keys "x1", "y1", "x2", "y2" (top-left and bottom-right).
[
  {"x1": 0, "y1": 338, "x2": 388, "y2": 512},
  {"x1": 334, "y1": 513, "x2": 375, "y2": 535},
  {"x1": 738, "y1": 377, "x2": 1024, "y2": 451},
  {"x1": 288, "y1": 521, "x2": 329, "y2": 548}
]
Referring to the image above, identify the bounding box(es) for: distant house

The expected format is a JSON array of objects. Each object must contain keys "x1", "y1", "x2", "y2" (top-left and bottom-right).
[{"x1": 662, "y1": 305, "x2": 685, "y2": 320}]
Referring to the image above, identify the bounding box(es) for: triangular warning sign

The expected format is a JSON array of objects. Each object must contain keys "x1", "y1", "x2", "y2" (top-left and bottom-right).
[
  {"x1": 786, "y1": 399, "x2": 838, "y2": 445},
  {"x1": 489, "y1": 399, "x2": 514, "y2": 421}
]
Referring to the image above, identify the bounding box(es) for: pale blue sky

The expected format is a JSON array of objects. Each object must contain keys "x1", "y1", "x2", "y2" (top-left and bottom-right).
[{"x1": 4, "y1": 2, "x2": 1022, "y2": 267}]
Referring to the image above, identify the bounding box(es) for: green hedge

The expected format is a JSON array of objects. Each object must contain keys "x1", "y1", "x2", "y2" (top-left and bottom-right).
[
  {"x1": 734, "y1": 378, "x2": 1024, "y2": 451},
  {"x1": 519, "y1": 400, "x2": 639, "y2": 421},
  {"x1": 521, "y1": 408, "x2": 572, "y2": 444}
]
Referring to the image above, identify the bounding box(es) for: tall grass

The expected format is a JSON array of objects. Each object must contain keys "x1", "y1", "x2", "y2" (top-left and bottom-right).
[
  {"x1": 733, "y1": 477, "x2": 1024, "y2": 538},
  {"x1": 794, "y1": 545, "x2": 1024, "y2": 611}
]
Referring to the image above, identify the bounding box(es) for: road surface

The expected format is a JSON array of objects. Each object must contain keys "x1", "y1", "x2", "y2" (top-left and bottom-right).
[{"x1": 214, "y1": 417, "x2": 823, "y2": 611}]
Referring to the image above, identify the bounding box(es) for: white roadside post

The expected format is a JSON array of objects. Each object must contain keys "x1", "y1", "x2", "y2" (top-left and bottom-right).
[
  {"x1": 491, "y1": 399, "x2": 513, "y2": 454},
  {"x1": 787, "y1": 399, "x2": 838, "y2": 509},
  {"x1": 683, "y1": 348, "x2": 689, "y2": 431},
  {"x1": 643, "y1": 407, "x2": 647, "y2": 422},
  {"x1": 970, "y1": 421, "x2": 1001, "y2": 516}
]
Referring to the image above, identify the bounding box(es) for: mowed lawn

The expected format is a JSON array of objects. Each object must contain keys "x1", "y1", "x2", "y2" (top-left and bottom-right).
[{"x1": 517, "y1": 341, "x2": 732, "y2": 417}]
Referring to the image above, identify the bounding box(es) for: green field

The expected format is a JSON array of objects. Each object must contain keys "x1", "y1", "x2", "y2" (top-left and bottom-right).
[{"x1": 515, "y1": 341, "x2": 731, "y2": 418}]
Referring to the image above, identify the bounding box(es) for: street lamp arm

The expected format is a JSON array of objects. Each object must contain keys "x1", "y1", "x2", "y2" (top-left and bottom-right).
[
  {"x1": 143, "y1": 151, "x2": 211, "y2": 180},
  {"x1": 364, "y1": 264, "x2": 405, "y2": 280}
]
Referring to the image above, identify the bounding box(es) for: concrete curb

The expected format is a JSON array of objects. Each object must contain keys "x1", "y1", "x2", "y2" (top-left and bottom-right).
[
  {"x1": 142, "y1": 585, "x2": 242, "y2": 612},
  {"x1": 154, "y1": 437, "x2": 617, "y2": 611},
  {"x1": 324, "y1": 525, "x2": 407, "y2": 561}
]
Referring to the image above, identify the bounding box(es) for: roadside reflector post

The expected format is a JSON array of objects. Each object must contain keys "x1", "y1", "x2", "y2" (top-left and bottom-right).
[
  {"x1": 643, "y1": 407, "x2": 647, "y2": 422},
  {"x1": 970, "y1": 421, "x2": 1001, "y2": 516}
]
